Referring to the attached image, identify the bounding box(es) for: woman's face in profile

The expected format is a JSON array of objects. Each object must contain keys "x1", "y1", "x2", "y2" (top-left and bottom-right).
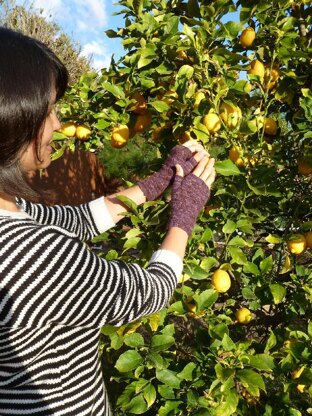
[{"x1": 19, "y1": 89, "x2": 61, "y2": 172}]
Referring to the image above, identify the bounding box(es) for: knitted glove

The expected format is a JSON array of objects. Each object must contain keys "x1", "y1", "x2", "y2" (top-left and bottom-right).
[
  {"x1": 138, "y1": 145, "x2": 197, "y2": 200},
  {"x1": 168, "y1": 173, "x2": 210, "y2": 236}
]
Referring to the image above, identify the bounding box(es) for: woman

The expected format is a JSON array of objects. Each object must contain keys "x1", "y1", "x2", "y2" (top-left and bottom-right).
[{"x1": 0, "y1": 27, "x2": 216, "y2": 415}]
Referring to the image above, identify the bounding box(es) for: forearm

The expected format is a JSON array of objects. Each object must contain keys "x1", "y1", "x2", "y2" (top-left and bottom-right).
[
  {"x1": 104, "y1": 185, "x2": 146, "y2": 224},
  {"x1": 160, "y1": 227, "x2": 188, "y2": 260}
]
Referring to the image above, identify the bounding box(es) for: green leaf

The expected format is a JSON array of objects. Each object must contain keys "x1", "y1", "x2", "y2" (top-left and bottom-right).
[
  {"x1": 150, "y1": 100, "x2": 170, "y2": 112},
  {"x1": 193, "y1": 289, "x2": 218, "y2": 311},
  {"x1": 228, "y1": 236, "x2": 251, "y2": 247},
  {"x1": 102, "y1": 82, "x2": 125, "y2": 98},
  {"x1": 125, "y1": 394, "x2": 147, "y2": 414},
  {"x1": 243, "y1": 262, "x2": 260, "y2": 276},
  {"x1": 215, "y1": 389, "x2": 239, "y2": 416},
  {"x1": 215, "y1": 363, "x2": 235, "y2": 382},
  {"x1": 215, "y1": 160, "x2": 242, "y2": 176},
  {"x1": 237, "y1": 369, "x2": 266, "y2": 393},
  {"x1": 177, "y1": 64, "x2": 194, "y2": 79},
  {"x1": 115, "y1": 350, "x2": 144, "y2": 372},
  {"x1": 260, "y1": 255, "x2": 273, "y2": 273},
  {"x1": 156, "y1": 369, "x2": 181, "y2": 389},
  {"x1": 151, "y1": 334, "x2": 175, "y2": 352},
  {"x1": 158, "y1": 400, "x2": 182, "y2": 416},
  {"x1": 187, "y1": 0, "x2": 201, "y2": 18},
  {"x1": 158, "y1": 384, "x2": 176, "y2": 399},
  {"x1": 184, "y1": 264, "x2": 208, "y2": 280},
  {"x1": 125, "y1": 228, "x2": 142, "y2": 239},
  {"x1": 133, "y1": 0, "x2": 144, "y2": 15},
  {"x1": 222, "y1": 219, "x2": 237, "y2": 234},
  {"x1": 200, "y1": 257, "x2": 219, "y2": 272},
  {"x1": 123, "y1": 237, "x2": 141, "y2": 249},
  {"x1": 249, "y1": 354, "x2": 275, "y2": 371},
  {"x1": 265, "y1": 234, "x2": 283, "y2": 244},
  {"x1": 143, "y1": 383, "x2": 156, "y2": 408},
  {"x1": 221, "y1": 21, "x2": 243, "y2": 39},
  {"x1": 51, "y1": 145, "x2": 66, "y2": 161},
  {"x1": 124, "y1": 333, "x2": 145, "y2": 348},
  {"x1": 116, "y1": 195, "x2": 139, "y2": 215},
  {"x1": 193, "y1": 122, "x2": 210, "y2": 143},
  {"x1": 246, "y1": 179, "x2": 282, "y2": 197},
  {"x1": 221, "y1": 334, "x2": 236, "y2": 352},
  {"x1": 228, "y1": 246, "x2": 247, "y2": 265},
  {"x1": 147, "y1": 352, "x2": 165, "y2": 370},
  {"x1": 269, "y1": 284, "x2": 286, "y2": 304},
  {"x1": 264, "y1": 331, "x2": 277, "y2": 353},
  {"x1": 137, "y1": 45, "x2": 157, "y2": 69},
  {"x1": 178, "y1": 362, "x2": 197, "y2": 381}
]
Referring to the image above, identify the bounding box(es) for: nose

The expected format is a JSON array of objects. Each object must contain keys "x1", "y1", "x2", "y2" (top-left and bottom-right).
[{"x1": 52, "y1": 110, "x2": 61, "y2": 131}]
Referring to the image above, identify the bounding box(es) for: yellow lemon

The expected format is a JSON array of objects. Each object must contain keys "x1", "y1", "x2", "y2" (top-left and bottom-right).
[
  {"x1": 133, "y1": 111, "x2": 152, "y2": 132},
  {"x1": 297, "y1": 384, "x2": 306, "y2": 393},
  {"x1": 287, "y1": 234, "x2": 307, "y2": 255},
  {"x1": 291, "y1": 366, "x2": 305, "y2": 380},
  {"x1": 76, "y1": 124, "x2": 91, "y2": 141},
  {"x1": 58, "y1": 122, "x2": 76, "y2": 137},
  {"x1": 298, "y1": 158, "x2": 312, "y2": 175},
  {"x1": 235, "y1": 307, "x2": 252, "y2": 324},
  {"x1": 265, "y1": 65, "x2": 280, "y2": 90},
  {"x1": 130, "y1": 92, "x2": 147, "y2": 115},
  {"x1": 211, "y1": 269, "x2": 231, "y2": 293},
  {"x1": 203, "y1": 112, "x2": 221, "y2": 133},
  {"x1": 240, "y1": 27, "x2": 256, "y2": 48},
  {"x1": 220, "y1": 102, "x2": 242, "y2": 128},
  {"x1": 163, "y1": 90, "x2": 178, "y2": 106},
  {"x1": 111, "y1": 124, "x2": 129, "y2": 148},
  {"x1": 185, "y1": 296, "x2": 197, "y2": 314},
  {"x1": 229, "y1": 146, "x2": 244, "y2": 167},
  {"x1": 305, "y1": 231, "x2": 312, "y2": 249},
  {"x1": 193, "y1": 91, "x2": 205, "y2": 109},
  {"x1": 248, "y1": 59, "x2": 265, "y2": 79},
  {"x1": 264, "y1": 118, "x2": 278, "y2": 136}
]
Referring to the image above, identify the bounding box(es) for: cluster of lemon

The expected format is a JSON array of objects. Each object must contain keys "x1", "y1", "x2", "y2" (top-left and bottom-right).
[
  {"x1": 287, "y1": 231, "x2": 312, "y2": 255},
  {"x1": 58, "y1": 122, "x2": 91, "y2": 141},
  {"x1": 111, "y1": 93, "x2": 152, "y2": 149},
  {"x1": 181, "y1": 268, "x2": 252, "y2": 324}
]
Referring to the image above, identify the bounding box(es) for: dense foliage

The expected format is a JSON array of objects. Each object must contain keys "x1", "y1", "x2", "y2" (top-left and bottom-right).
[{"x1": 56, "y1": 0, "x2": 312, "y2": 414}]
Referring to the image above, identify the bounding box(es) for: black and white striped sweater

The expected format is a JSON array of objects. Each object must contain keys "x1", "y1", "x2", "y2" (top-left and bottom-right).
[{"x1": 0, "y1": 197, "x2": 182, "y2": 415}]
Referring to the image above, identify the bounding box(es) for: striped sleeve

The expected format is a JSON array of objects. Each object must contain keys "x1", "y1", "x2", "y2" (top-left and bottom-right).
[
  {"x1": 0, "y1": 220, "x2": 181, "y2": 329},
  {"x1": 18, "y1": 197, "x2": 115, "y2": 241}
]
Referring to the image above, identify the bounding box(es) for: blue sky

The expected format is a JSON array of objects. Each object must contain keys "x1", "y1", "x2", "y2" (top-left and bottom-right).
[{"x1": 16, "y1": 0, "x2": 125, "y2": 69}]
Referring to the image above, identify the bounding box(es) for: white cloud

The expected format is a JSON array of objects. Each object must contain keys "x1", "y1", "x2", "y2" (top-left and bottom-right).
[{"x1": 81, "y1": 39, "x2": 111, "y2": 70}]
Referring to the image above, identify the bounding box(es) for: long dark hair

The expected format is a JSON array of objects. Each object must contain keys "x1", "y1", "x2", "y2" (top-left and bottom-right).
[{"x1": 0, "y1": 27, "x2": 69, "y2": 201}]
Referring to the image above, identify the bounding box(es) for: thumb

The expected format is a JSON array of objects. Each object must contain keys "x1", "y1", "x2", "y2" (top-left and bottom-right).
[{"x1": 175, "y1": 164, "x2": 184, "y2": 177}]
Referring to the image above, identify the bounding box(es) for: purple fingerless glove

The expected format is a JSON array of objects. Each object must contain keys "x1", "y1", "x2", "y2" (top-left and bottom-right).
[
  {"x1": 168, "y1": 174, "x2": 210, "y2": 236},
  {"x1": 137, "y1": 145, "x2": 198, "y2": 200}
]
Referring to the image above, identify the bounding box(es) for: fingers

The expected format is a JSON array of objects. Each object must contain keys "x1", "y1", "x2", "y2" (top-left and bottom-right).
[
  {"x1": 192, "y1": 157, "x2": 216, "y2": 187},
  {"x1": 182, "y1": 139, "x2": 209, "y2": 156},
  {"x1": 201, "y1": 159, "x2": 216, "y2": 187},
  {"x1": 175, "y1": 164, "x2": 184, "y2": 177}
]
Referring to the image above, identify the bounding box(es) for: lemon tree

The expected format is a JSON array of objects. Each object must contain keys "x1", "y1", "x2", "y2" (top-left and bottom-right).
[{"x1": 55, "y1": 0, "x2": 312, "y2": 414}]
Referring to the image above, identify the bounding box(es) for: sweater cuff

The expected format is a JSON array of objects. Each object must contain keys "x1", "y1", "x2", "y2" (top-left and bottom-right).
[
  {"x1": 149, "y1": 249, "x2": 183, "y2": 282},
  {"x1": 88, "y1": 197, "x2": 115, "y2": 233}
]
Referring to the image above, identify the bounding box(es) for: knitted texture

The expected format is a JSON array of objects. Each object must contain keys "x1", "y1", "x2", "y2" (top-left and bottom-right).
[
  {"x1": 138, "y1": 145, "x2": 197, "y2": 200},
  {"x1": 168, "y1": 174, "x2": 210, "y2": 236}
]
